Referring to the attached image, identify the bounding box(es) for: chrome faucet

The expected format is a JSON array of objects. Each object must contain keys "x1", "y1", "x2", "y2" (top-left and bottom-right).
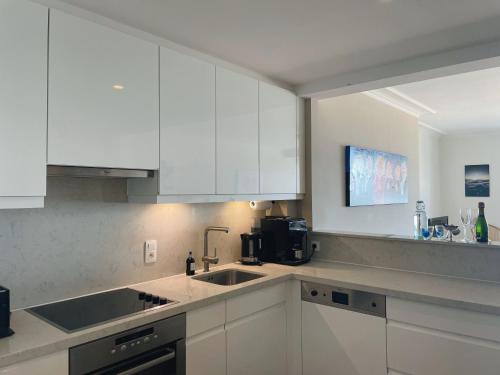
[{"x1": 203, "y1": 226, "x2": 230, "y2": 272}]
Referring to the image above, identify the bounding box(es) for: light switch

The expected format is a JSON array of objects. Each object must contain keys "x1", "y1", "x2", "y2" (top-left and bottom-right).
[{"x1": 144, "y1": 240, "x2": 157, "y2": 264}]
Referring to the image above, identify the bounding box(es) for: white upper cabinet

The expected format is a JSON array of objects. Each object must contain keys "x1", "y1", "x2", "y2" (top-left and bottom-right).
[
  {"x1": 48, "y1": 10, "x2": 159, "y2": 170},
  {"x1": 216, "y1": 67, "x2": 259, "y2": 194},
  {"x1": 0, "y1": 0, "x2": 47, "y2": 208},
  {"x1": 259, "y1": 82, "x2": 297, "y2": 193},
  {"x1": 297, "y1": 98, "x2": 306, "y2": 194},
  {"x1": 160, "y1": 48, "x2": 216, "y2": 194}
]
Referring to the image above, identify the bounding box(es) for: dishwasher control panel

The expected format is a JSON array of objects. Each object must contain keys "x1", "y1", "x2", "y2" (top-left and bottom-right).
[{"x1": 301, "y1": 281, "x2": 386, "y2": 317}]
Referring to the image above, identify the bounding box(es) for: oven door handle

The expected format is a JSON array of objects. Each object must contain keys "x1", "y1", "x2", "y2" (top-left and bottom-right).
[{"x1": 116, "y1": 351, "x2": 176, "y2": 375}]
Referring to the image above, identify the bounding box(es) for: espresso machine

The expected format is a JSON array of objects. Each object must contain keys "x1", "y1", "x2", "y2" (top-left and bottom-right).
[{"x1": 260, "y1": 216, "x2": 310, "y2": 266}]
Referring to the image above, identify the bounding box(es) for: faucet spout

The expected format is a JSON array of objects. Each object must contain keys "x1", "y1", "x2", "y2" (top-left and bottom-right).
[{"x1": 203, "y1": 226, "x2": 230, "y2": 272}]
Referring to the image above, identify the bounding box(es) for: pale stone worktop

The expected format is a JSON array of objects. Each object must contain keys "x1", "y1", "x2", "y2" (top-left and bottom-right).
[{"x1": 2, "y1": 260, "x2": 500, "y2": 368}]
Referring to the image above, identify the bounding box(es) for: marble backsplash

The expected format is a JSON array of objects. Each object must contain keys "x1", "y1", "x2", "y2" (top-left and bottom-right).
[
  {"x1": 0, "y1": 177, "x2": 264, "y2": 309},
  {"x1": 311, "y1": 231, "x2": 500, "y2": 283}
]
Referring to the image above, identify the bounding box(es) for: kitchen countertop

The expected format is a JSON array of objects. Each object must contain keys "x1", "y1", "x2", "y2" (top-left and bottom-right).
[{"x1": 3, "y1": 260, "x2": 500, "y2": 368}]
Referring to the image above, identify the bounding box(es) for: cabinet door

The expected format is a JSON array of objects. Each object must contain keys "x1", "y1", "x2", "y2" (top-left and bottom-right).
[
  {"x1": 226, "y1": 304, "x2": 286, "y2": 375},
  {"x1": 48, "y1": 10, "x2": 159, "y2": 170},
  {"x1": 0, "y1": 350, "x2": 68, "y2": 375},
  {"x1": 302, "y1": 301, "x2": 387, "y2": 375},
  {"x1": 0, "y1": 0, "x2": 47, "y2": 206},
  {"x1": 297, "y1": 98, "x2": 306, "y2": 194},
  {"x1": 259, "y1": 82, "x2": 297, "y2": 193},
  {"x1": 160, "y1": 48, "x2": 216, "y2": 194},
  {"x1": 216, "y1": 67, "x2": 259, "y2": 194},
  {"x1": 187, "y1": 327, "x2": 226, "y2": 375}
]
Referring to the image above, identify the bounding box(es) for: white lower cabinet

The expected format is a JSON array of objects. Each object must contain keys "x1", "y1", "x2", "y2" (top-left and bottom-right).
[
  {"x1": 0, "y1": 350, "x2": 68, "y2": 375},
  {"x1": 226, "y1": 304, "x2": 287, "y2": 375},
  {"x1": 186, "y1": 283, "x2": 287, "y2": 375},
  {"x1": 187, "y1": 327, "x2": 226, "y2": 375},
  {"x1": 226, "y1": 283, "x2": 287, "y2": 375},
  {"x1": 387, "y1": 297, "x2": 500, "y2": 375},
  {"x1": 186, "y1": 301, "x2": 226, "y2": 375}
]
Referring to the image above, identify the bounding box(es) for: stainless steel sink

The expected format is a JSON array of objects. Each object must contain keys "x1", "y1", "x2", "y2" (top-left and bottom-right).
[{"x1": 192, "y1": 269, "x2": 265, "y2": 286}]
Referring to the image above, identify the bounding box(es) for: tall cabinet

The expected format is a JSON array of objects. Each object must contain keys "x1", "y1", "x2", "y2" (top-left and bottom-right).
[
  {"x1": 216, "y1": 67, "x2": 260, "y2": 195},
  {"x1": 259, "y1": 82, "x2": 297, "y2": 193},
  {"x1": 0, "y1": 0, "x2": 48, "y2": 209},
  {"x1": 159, "y1": 47, "x2": 216, "y2": 195},
  {"x1": 48, "y1": 10, "x2": 159, "y2": 170}
]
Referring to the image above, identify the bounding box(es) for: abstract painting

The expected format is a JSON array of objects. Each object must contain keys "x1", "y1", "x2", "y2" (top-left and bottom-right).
[
  {"x1": 345, "y1": 146, "x2": 408, "y2": 207},
  {"x1": 465, "y1": 164, "x2": 490, "y2": 197}
]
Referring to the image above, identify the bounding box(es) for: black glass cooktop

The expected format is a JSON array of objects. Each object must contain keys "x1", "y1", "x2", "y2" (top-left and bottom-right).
[{"x1": 28, "y1": 288, "x2": 175, "y2": 332}]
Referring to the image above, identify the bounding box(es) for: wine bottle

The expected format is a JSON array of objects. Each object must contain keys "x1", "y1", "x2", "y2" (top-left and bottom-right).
[
  {"x1": 476, "y1": 202, "x2": 489, "y2": 243},
  {"x1": 186, "y1": 251, "x2": 196, "y2": 276}
]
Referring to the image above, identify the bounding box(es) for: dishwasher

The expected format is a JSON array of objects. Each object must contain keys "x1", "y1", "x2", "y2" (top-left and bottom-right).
[
  {"x1": 69, "y1": 313, "x2": 185, "y2": 375},
  {"x1": 301, "y1": 281, "x2": 387, "y2": 375}
]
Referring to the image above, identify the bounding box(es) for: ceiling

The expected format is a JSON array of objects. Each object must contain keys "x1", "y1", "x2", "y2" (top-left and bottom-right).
[
  {"x1": 56, "y1": 0, "x2": 500, "y2": 86},
  {"x1": 391, "y1": 66, "x2": 500, "y2": 134}
]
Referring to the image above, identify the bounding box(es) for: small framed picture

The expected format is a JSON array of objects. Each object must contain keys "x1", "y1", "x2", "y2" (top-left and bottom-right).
[{"x1": 465, "y1": 164, "x2": 490, "y2": 197}]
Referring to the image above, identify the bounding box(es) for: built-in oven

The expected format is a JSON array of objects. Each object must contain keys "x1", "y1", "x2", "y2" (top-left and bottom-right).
[{"x1": 69, "y1": 313, "x2": 185, "y2": 375}]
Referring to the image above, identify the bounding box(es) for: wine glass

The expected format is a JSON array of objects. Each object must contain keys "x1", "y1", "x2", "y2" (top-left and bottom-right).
[
  {"x1": 470, "y1": 208, "x2": 479, "y2": 242},
  {"x1": 460, "y1": 208, "x2": 472, "y2": 242}
]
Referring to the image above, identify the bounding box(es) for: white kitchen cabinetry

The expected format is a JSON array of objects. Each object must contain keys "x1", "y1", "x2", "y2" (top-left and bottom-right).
[
  {"x1": 216, "y1": 67, "x2": 259, "y2": 194},
  {"x1": 48, "y1": 10, "x2": 159, "y2": 170},
  {"x1": 226, "y1": 283, "x2": 287, "y2": 375},
  {"x1": 0, "y1": 0, "x2": 47, "y2": 209},
  {"x1": 297, "y1": 98, "x2": 306, "y2": 194},
  {"x1": 302, "y1": 301, "x2": 387, "y2": 375},
  {"x1": 186, "y1": 301, "x2": 226, "y2": 375},
  {"x1": 387, "y1": 297, "x2": 500, "y2": 375},
  {"x1": 259, "y1": 82, "x2": 297, "y2": 194},
  {"x1": 159, "y1": 47, "x2": 216, "y2": 195},
  {"x1": 0, "y1": 350, "x2": 68, "y2": 375}
]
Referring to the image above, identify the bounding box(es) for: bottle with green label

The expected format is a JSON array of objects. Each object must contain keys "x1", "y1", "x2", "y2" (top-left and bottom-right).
[{"x1": 475, "y1": 202, "x2": 489, "y2": 243}]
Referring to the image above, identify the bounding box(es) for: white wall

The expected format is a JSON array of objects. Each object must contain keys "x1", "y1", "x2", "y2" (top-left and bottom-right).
[
  {"x1": 311, "y1": 93, "x2": 420, "y2": 236},
  {"x1": 418, "y1": 126, "x2": 443, "y2": 218},
  {"x1": 440, "y1": 131, "x2": 500, "y2": 227}
]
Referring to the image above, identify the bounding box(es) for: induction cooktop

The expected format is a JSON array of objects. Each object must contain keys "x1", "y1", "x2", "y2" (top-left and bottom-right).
[{"x1": 28, "y1": 288, "x2": 176, "y2": 332}]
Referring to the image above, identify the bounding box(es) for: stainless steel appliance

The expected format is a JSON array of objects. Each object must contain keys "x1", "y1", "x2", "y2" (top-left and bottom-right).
[
  {"x1": 0, "y1": 286, "x2": 13, "y2": 338},
  {"x1": 240, "y1": 232, "x2": 262, "y2": 265},
  {"x1": 301, "y1": 281, "x2": 387, "y2": 375},
  {"x1": 69, "y1": 314, "x2": 186, "y2": 375},
  {"x1": 28, "y1": 288, "x2": 176, "y2": 332},
  {"x1": 260, "y1": 216, "x2": 310, "y2": 265}
]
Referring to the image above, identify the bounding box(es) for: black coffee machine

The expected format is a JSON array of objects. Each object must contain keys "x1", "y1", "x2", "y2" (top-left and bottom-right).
[
  {"x1": 260, "y1": 216, "x2": 310, "y2": 266},
  {"x1": 240, "y1": 232, "x2": 262, "y2": 265},
  {"x1": 0, "y1": 286, "x2": 14, "y2": 338}
]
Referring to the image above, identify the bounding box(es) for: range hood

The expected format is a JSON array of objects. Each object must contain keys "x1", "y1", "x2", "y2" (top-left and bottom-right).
[{"x1": 47, "y1": 165, "x2": 154, "y2": 179}]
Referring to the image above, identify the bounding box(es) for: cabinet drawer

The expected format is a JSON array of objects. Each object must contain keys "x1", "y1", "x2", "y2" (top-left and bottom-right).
[
  {"x1": 388, "y1": 322, "x2": 500, "y2": 375},
  {"x1": 226, "y1": 283, "x2": 286, "y2": 322},
  {"x1": 187, "y1": 301, "x2": 225, "y2": 337},
  {"x1": 387, "y1": 297, "x2": 500, "y2": 343},
  {"x1": 186, "y1": 327, "x2": 226, "y2": 375},
  {"x1": 0, "y1": 351, "x2": 68, "y2": 375}
]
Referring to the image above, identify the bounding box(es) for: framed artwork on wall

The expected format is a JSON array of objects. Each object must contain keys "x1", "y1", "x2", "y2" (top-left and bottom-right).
[
  {"x1": 465, "y1": 164, "x2": 490, "y2": 197},
  {"x1": 345, "y1": 146, "x2": 409, "y2": 207}
]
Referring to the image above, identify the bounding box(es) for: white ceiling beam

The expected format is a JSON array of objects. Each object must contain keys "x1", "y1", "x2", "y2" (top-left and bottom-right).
[{"x1": 296, "y1": 38, "x2": 500, "y2": 99}]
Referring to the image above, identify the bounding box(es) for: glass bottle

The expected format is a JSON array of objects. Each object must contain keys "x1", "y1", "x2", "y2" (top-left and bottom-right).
[
  {"x1": 186, "y1": 251, "x2": 196, "y2": 276},
  {"x1": 414, "y1": 200, "x2": 428, "y2": 240},
  {"x1": 475, "y1": 202, "x2": 489, "y2": 243}
]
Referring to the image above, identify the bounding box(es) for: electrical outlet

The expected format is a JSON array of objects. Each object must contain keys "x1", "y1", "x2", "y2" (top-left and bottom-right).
[
  {"x1": 312, "y1": 241, "x2": 320, "y2": 252},
  {"x1": 144, "y1": 240, "x2": 157, "y2": 264}
]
